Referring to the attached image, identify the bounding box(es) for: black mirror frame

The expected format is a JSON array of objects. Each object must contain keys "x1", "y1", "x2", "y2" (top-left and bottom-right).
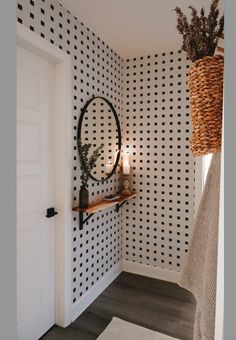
[{"x1": 77, "y1": 96, "x2": 122, "y2": 182}]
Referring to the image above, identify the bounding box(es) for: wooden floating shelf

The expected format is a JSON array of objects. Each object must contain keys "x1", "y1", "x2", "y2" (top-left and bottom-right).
[
  {"x1": 73, "y1": 193, "x2": 137, "y2": 230},
  {"x1": 73, "y1": 193, "x2": 137, "y2": 214}
]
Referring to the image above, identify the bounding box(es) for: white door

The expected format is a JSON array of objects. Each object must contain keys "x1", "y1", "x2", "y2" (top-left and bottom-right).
[{"x1": 17, "y1": 45, "x2": 55, "y2": 340}]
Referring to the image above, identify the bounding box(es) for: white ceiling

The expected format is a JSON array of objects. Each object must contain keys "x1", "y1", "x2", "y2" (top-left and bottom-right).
[{"x1": 60, "y1": 0, "x2": 224, "y2": 58}]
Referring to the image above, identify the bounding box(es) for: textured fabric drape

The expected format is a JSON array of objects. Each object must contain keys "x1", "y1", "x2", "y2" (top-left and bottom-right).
[{"x1": 179, "y1": 152, "x2": 221, "y2": 340}]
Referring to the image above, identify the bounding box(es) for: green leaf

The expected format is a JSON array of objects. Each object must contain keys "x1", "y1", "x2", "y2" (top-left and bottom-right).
[{"x1": 78, "y1": 140, "x2": 104, "y2": 187}]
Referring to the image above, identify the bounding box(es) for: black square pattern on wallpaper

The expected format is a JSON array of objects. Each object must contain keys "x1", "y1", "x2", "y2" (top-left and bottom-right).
[
  {"x1": 17, "y1": 0, "x2": 124, "y2": 304},
  {"x1": 123, "y1": 52, "x2": 195, "y2": 271},
  {"x1": 17, "y1": 0, "x2": 196, "y2": 306}
]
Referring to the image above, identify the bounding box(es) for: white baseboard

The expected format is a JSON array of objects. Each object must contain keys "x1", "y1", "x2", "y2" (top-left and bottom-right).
[
  {"x1": 72, "y1": 261, "x2": 180, "y2": 322},
  {"x1": 122, "y1": 260, "x2": 180, "y2": 284},
  {"x1": 71, "y1": 262, "x2": 122, "y2": 322}
]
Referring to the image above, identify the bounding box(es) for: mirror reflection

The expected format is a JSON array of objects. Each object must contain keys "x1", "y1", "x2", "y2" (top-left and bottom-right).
[{"x1": 78, "y1": 97, "x2": 121, "y2": 182}]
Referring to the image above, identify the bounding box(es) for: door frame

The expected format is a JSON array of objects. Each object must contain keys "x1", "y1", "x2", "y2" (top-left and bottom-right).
[{"x1": 17, "y1": 23, "x2": 72, "y2": 327}]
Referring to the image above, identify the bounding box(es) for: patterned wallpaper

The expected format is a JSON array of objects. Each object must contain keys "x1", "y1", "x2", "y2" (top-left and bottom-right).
[
  {"x1": 123, "y1": 52, "x2": 195, "y2": 271},
  {"x1": 17, "y1": 0, "x2": 124, "y2": 306},
  {"x1": 17, "y1": 0, "x2": 196, "y2": 314}
]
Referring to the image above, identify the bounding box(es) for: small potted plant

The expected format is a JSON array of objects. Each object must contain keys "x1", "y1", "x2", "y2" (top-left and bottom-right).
[
  {"x1": 78, "y1": 140, "x2": 104, "y2": 208},
  {"x1": 175, "y1": 0, "x2": 224, "y2": 156}
]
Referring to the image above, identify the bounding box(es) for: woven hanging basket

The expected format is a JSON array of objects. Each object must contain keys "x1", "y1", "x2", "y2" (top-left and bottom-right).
[{"x1": 188, "y1": 55, "x2": 224, "y2": 156}]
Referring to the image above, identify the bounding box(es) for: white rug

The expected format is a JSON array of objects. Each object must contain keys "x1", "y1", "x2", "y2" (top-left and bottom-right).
[{"x1": 97, "y1": 317, "x2": 179, "y2": 340}]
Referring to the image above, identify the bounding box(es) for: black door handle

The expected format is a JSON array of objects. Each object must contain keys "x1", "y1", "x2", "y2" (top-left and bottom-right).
[{"x1": 46, "y1": 207, "x2": 58, "y2": 218}]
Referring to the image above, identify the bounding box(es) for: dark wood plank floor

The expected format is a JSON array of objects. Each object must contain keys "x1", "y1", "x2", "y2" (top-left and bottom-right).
[{"x1": 41, "y1": 272, "x2": 196, "y2": 340}]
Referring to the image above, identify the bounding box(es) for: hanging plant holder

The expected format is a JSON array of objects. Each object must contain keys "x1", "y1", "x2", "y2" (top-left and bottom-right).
[{"x1": 188, "y1": 55, "x2": 224, "y2": 156}]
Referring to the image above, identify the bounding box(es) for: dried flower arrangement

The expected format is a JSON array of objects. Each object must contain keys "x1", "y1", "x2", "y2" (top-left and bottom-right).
[
  {"x1": 78, "y1": 140, "x2": 104, "y2": 188},
  {"x1": 174, "y1": 0, "x2": 224, "y2": 62}
]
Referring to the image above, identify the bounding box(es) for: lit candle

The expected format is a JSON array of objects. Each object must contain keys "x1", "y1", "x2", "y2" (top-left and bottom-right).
[
  {"x1": 123, "y1": 163, "x2": 131, "y2": 175},
  {"x1": 105, "y1": 161, "x2": 113, "y2": 174}
]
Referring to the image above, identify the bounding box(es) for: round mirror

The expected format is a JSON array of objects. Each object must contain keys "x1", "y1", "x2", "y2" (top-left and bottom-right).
[{"x1": 77, "y1": 97, "x2": 121, "y2": 182}]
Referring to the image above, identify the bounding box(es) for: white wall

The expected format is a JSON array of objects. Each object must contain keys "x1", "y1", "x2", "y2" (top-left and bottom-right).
[{"x1": 215, "y1": 120, "x2": 224, "y2": 339}]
